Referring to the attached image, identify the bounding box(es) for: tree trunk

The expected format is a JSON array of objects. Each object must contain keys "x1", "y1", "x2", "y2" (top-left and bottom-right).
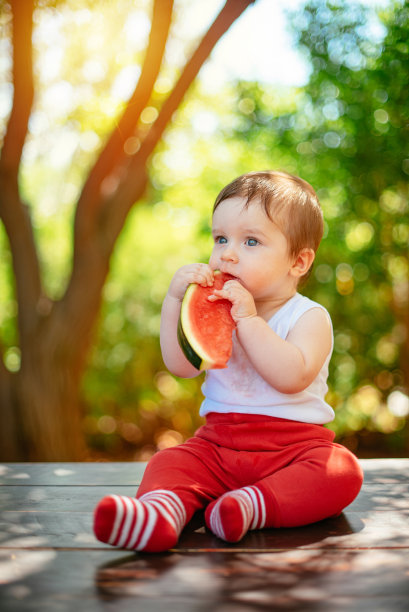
[
  {"x1": 0, "y1": 362, "x2": 22, "y2": 460},
  {"x1": 0, "y1": 318, "x2": 88, "y2": 461},
  {"x1": 15, "y1": 360, "x2": 86, "y2": 461}
]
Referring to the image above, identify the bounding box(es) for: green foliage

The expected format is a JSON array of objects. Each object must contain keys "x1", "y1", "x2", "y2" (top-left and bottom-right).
[
  {"x1": 0, "y1": 224, "x2": 18, "y2": 359},
  {"x1": 227, "y1": 0, "x2": 409, "y2": 451}
]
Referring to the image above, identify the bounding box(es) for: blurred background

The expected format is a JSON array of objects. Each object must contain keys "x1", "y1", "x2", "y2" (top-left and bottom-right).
[{"x1": 0, "y1": 0, "x2": 408, "y2": 462}]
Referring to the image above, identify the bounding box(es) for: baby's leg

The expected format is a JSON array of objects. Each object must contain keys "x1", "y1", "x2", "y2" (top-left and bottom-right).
[
  {"x1": 94, "y1": 439, "x2": 227, "y2": 552},
  {"x1": 205, "y1": 443, "x2": 363, "y2": 542},
  {"x1": 256, "y1": 443, "x2": 363, "y2": 528}
]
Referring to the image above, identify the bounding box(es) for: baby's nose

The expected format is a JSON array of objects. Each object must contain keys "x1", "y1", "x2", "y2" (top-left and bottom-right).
[{"x1": 221, "y1": 246, "x2": 238, "y2": 263}]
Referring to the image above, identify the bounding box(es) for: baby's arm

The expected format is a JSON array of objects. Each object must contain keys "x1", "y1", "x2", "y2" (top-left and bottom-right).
[
  {"x1": 211, "y1": 281, "x2": 332, "y2": 393},
  {"x1": 160, "y1": 263, "x2": 214, "y2": 378},
  {"x1": 236, "y1": 308, "x2": 332, "y2": 393}
]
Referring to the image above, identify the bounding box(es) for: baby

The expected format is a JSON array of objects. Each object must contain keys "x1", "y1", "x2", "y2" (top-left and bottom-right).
[{"x1": 94, "y1": 170, "x2": 363, "y2": 552}]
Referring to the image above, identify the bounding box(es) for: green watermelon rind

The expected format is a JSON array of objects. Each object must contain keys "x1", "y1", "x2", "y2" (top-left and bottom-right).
[{"x1": 177, "y1": 282, "x2": 216, "y2": 371}]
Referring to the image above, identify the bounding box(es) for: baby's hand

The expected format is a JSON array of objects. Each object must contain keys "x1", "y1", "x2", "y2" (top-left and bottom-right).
[
  {"x1": 209, "y1": 280, "x2": 257, "y2": 321},
  {"x1": 167, "y1": 263, "x2": 214, "y2": 301}
]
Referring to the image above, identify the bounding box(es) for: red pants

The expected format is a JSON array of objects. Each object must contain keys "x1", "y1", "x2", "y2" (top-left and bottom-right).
[{"x1": 137, "y1": 413, "x2": 363, "y2": 529}]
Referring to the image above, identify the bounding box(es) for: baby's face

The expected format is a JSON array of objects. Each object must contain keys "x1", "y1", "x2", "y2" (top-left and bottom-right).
[{"x1": 209, "y1": 197, "x2": 295, "y2": 302}]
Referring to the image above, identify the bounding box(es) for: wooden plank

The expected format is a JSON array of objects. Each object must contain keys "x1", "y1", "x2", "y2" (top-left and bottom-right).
[
  {"x1": 1, "y1": 507, "x2": 408, "y2": 551},
  {"x1": 1, "y1": 459, "x2": 409, "y2": 486},
  {"x1": 359, "y1": 458, "x2": 409, "y2": 483},
  {"x1": 95, "y1": 549, "x2": 409, "y2": 608},
  {"x1": 175, "y1": 510, "x2": 409, "y2": 551},
  {"x1": 0, "y1": 486, "x2": 137, "y2": 511},
  {"x1": 0, "y1": 548, "x2": 408, "y2": 611},
  {"x1": 0, "y1": 512, "x2": 99, "y2": 549},
  {"x1": 0, "y1": 462, "x2": 147, "y2": 486},
  {"x1": 1, "y1": 480, "x2": 408, "y2": 513},
  {"x1": 348, "y1": 482, "x2": 409, "y2": 513}
]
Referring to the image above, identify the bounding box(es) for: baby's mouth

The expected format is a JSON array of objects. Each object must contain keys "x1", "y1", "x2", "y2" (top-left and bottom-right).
[{"x1": 222, "y1": 272, "x2": 241, "y2": 283}]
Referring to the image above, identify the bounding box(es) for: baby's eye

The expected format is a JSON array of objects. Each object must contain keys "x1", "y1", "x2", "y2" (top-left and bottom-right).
[
  {"x1": 246, "y1": 238, "x2": 259, "y2": 247},
  {"x1": 215, "y1": 236, "x2": 227, "y2": 244}
]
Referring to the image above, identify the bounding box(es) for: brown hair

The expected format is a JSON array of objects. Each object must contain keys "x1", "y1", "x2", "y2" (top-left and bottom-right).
[{"x1": 213, "y1": 171, "x2": 324, "y2": 262}]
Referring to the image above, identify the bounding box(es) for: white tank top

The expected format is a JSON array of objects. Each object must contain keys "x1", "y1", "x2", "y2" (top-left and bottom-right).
[{"x1": 200, "y1": 293, "x2": 335, "y2": 424}]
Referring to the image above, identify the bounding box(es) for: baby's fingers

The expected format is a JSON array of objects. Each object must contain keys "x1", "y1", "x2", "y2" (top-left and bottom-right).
[
  {"x1": 191, "y1": 264, "x2": 214, "y2": 287},
  {"x1": 195, "y1": 273, "x2": 214, "y2": 287},
  {"x1": 208, "y1": 289, "x2": 230, "y2": 302}
]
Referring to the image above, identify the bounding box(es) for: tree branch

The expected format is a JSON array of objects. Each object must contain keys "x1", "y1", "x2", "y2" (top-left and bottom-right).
[
  {"x1": 73, "y1": 0, "x2": 174, "y2": 253},
  {"x1": 101, "y1": 0, "x2": 256, "y2": 247},
  {"x1": 0, "y1": 0, "x2": 43, "y2": 337},
  {"x1": 136, "y1": 0, "x2": 256, "y2": 165},
  {"x1": 0, "y1": 0, "x2": 34, "y2": 176}
]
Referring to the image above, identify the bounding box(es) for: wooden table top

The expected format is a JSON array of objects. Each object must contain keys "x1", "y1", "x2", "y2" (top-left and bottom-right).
[{"x1": 0, "y1": 459, "x2": 408, "y2": 611}]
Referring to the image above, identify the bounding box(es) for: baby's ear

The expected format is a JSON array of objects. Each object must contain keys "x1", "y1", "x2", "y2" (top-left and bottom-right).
[{"x1": 291, "y1": 248, "x2": 315, "y2": 278}]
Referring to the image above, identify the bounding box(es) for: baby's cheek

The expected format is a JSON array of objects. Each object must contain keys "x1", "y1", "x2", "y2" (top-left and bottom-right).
[{"x1": 208, "y1": 253, "x2": 217, "y2": 268}]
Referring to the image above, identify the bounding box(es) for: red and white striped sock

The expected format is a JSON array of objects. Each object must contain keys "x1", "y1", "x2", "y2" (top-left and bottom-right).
[
  {"x1": 205, "y1": 486, "x2": 267, "y2": 543},
  {"x1": 93, "y1": 489, "x2": 187, "y2": 552}
]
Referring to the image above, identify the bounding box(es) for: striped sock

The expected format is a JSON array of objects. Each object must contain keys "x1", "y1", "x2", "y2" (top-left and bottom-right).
[
  {"x1": 205, "y1": 486, "x2": 267, "y2": 543},
  {"x1": 93, "y1": 489, "x2": 187, "y2": 552}
]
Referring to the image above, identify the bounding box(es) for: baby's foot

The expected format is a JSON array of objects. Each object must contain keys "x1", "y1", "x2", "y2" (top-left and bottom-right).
[
  {"x1": 93, "y1": 489, "x2": 186, "y2": 552},
  {"x1": 205, "y1": 486, "x2": 266, "y2": 542}
]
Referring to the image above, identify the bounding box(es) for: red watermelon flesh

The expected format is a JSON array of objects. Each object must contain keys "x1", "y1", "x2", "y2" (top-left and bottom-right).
[{"x1": 178, "y1": 271, "x2": 236, "y2": 370}]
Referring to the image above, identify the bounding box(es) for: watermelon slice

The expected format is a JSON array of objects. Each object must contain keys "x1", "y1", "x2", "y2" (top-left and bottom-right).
[{"x1": 177, "y1": 271, "x2": 236, "y2": 370}]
